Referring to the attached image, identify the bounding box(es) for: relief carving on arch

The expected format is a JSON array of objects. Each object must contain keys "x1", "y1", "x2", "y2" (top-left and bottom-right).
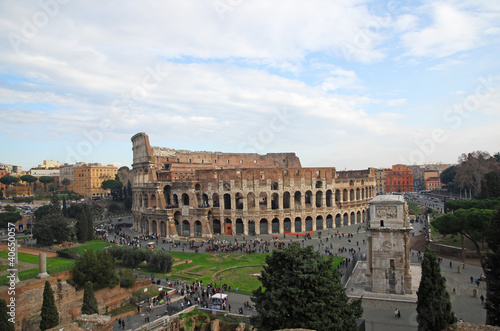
[{"x1": 375, "y1": 206, "x2": 397, "y2": 219}]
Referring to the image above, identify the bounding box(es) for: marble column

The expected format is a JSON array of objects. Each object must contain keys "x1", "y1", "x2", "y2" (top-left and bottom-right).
[{"x1": 37, "y1": 253, "x2": 49, "y2": 279}]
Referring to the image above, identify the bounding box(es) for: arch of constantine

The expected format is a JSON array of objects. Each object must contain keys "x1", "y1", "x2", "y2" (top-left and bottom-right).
[{"x1": 131, "y1": 132, "x2": 376, "y2": 238}]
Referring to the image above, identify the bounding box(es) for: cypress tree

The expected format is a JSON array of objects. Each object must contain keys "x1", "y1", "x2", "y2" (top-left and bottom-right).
[
  {"x1": 416, "y1": 248, "x2": 455, "y2": 330},
  {"x1": 40, "y1": 281, "x2": 59, "y2": 330},
  {"x1": 484, "y1": 209, "x2": 500, "y2": 326},
  {"x1": 0, "y1": 299, "x2": 15, "y2": 331},
  {"x1": 75, "y1": 211, "x2": 88, "y2": 242},
  {"x1": 84, "y1": 204, "x2": 94, "y2": 241},
  {"x1": 62, "y1": 196, "x2": 67, "y2": 217},
  {"x1": 81, "y1": 281, "x2": 99, "y2": 315}
]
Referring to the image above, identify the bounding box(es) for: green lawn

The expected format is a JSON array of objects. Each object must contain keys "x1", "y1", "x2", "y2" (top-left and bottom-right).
[
  {"x1": 134, "y1": 251, "x2": 344, "y2": 296},
  {"x1": 58, "y1": 240, "x2": 115, "y2": 256},
  {"x1": 0, "y1": 250, "x2": 75, "y2": 286},
  {"x1": 0, "y1": 251, "x2": 41, "y2": 264}
]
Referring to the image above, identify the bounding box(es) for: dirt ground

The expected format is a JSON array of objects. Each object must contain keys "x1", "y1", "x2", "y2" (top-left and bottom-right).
[{"x1": 0, "y1": 243, "x2": 57, "y2": 257}]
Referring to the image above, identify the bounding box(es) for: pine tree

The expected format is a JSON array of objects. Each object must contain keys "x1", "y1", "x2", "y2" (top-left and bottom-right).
[
  {"x1": 417, "y1": 248, "x2": 455, "y2": 330},
  {"x1": 0, "y1": 299, "x2": 15, "y2": 331},
  {"x1": 251, "y1": 244, "x2": 362, "y2": 331},
  {"x1": 40, "y1": 281, "x2": 59, "y2": 330},
  {"x1": 81, "y1": 281, "x2": 99, "y2": 315},
  {"x1": 48, "y1": 191, "x2": 61, "y2": 215}
]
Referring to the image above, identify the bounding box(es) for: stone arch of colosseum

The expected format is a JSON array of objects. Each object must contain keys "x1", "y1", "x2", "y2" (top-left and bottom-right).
[{"x1": 131, "y1": 132, "x2": 376, "y2": 238}]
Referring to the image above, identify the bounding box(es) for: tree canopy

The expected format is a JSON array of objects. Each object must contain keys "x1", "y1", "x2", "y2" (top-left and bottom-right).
[
  {"x1": 433, "y1": 204, "x2": 499, "y2": 325},
  {"x1": 0, "y1": 175, "x2": 19, "y2": 186},
  {"x1": 453, "y1": 151, "x2": 499, "y2": 195},
  {"x1": 61, "y1": 178, "x2": 71, "y2": 191},
  {"x1": 0, "y1": 211, "x2": 22, "y2": 228},
  {"x1": 417, "y1": 248, "x2": 455, "y2": 330},
  {"x1": 32, "y1": 192, "x2": 69, "y2": 245},
  {"x1": 38, "y1": 176, "x2": 54, "y2": 190},
  {"x1": 101, "y1": 179, "x2": 123, "y2": 201},
  {"x1": 444, "y1": 198, "x2": 500, "y2": 213},
  {"x1": 251, "y1": 244, "x2": 362, "y2": 331},
  {"x1": 480, "y1": 172, "x2": 500, "y2": 199},
  {"x1": 20, "y1": 174, "x2": 37, "y2": 184},
  {"x1": 73, "y1": 249, "x2": 119, "y2": 290},
  {"x1": 440, "y1": 165, "x2": 456, "y2": 185}
]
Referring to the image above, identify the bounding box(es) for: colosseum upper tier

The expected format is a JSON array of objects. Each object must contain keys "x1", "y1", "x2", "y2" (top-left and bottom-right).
[{"x1": 131, "y1": 132, "x2": 375, "y2": 238}]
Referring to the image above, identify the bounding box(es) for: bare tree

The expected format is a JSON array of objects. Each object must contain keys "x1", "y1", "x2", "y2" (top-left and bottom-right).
[{"x1": 454, "y1": 151, "x2": 498, "y2": 195}]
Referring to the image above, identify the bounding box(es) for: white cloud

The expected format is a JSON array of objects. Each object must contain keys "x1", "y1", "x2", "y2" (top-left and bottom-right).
[
  {"x1": 321, "y1": 68, "x2": 363, "y2": 92},
  {"x1": 0, "y1": 0, "x2": 499, "y2": 170},
  {"x1": 386, "y1": 98, "x2": 407, "y2": 106},
  {"x1": 400, "y1": 2, "x2": 499, "y2": 58}
]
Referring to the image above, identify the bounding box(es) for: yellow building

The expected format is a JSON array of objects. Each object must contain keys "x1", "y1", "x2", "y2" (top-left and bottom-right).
[
  {"x1": 375, "y1": 168, "x2": 391, "y2": 195},
  {"x1": 73, "y1": 163, "x2": 117, "y2": 198}
]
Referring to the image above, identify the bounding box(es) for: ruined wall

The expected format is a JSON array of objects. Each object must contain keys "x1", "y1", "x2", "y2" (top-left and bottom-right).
[
  {"x1": 131, "y1": 132, "x2": 376, "y2": 238},
  {"x1": 152, "y1": 145, "x2": 301, "y2": 169},
  {"x1": 0, "y1": 271, "x2": 150, "y2": 331}
]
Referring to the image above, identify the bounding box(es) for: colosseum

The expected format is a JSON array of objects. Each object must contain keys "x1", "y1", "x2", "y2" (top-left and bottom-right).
[{"x1": 131, "y1": 132, "x2": 375, "y2": 238}]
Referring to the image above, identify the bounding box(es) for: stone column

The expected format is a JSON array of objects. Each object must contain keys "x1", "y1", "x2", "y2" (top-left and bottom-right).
[
  {"x1": 37, "y1": 253, "x2": 49, "y2": 279},
  {"x1": 243, "y1": 219, "x2": 248, "y2": 236}
]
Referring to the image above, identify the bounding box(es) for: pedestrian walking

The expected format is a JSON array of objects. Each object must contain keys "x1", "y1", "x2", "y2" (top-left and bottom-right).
[
  {"x1": 394, "y1": 308, "x2": 401, "y2": 318},
  {"x1": 471, "y1": 276, "x2": 474, "y2": 284},
  {"x1": 481, "y1": 295, "x2": 485, "y2": 305}
]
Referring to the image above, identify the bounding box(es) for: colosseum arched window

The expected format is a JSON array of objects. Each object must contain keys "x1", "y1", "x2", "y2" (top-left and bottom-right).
[
  {"x1": 316, "y1": 191, "x2": 323, "y2": 207},
  {"x1": 283, "y1": 192, "x2": 291, "y2": 209}
]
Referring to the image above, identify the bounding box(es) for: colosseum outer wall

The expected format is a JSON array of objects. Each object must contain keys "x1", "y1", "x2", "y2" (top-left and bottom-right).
[{"x1": 131, "y1": 132, "x2": 375, "y2": 238}]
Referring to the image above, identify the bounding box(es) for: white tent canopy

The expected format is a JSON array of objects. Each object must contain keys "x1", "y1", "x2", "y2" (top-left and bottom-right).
[{"x1": 211, "y1": 293, "x2": 227, "y2": 300}]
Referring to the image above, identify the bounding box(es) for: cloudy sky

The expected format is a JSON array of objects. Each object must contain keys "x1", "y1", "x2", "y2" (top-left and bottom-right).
[{"x1": 1, "y1": 0, "x2": 499, "y2": 171}]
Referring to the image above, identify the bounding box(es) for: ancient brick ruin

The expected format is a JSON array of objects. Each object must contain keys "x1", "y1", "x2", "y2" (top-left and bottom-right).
[{"x1": 131, "y1": 132, "x2": 376, "y2": 237}]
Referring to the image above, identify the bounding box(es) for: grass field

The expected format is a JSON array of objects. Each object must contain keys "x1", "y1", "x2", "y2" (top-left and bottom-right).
[
  {"x1": 133, "y1": 251, "x2": 344, "y2": 296},
  {"x1": 0, "y1": 250, "x2": 75, "y2": 285},
  {"x1": 58, "y1": 240, "x2": 115, "y2": 257}
]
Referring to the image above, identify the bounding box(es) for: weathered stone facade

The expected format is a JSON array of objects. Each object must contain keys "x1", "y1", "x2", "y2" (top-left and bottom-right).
[
  {"x1": 365, "y1": 195, "x2": 412, "y2": 294},
  {"x1": 0, "y1": 270, "x2": 150, "y2": 331},
  {"x1": 131, "y1": 132, "x2": 376, "y2": 238}
]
